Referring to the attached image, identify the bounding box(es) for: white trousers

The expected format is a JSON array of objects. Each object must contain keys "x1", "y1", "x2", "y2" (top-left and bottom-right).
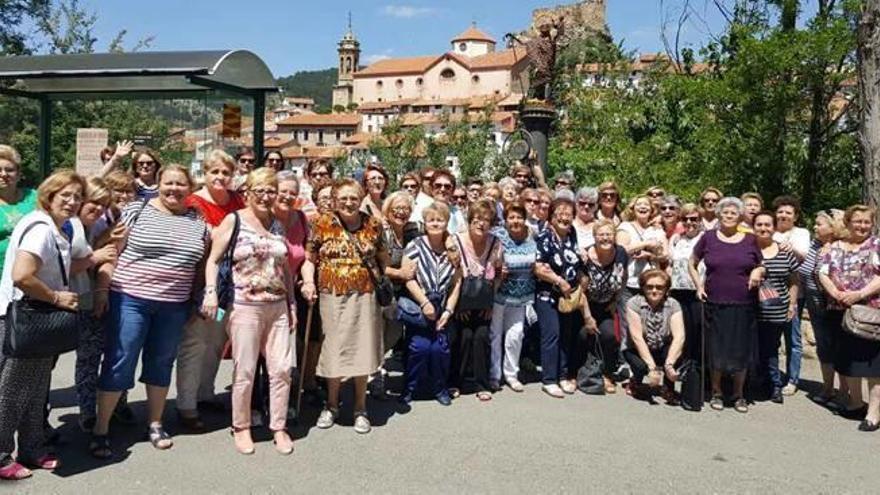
[
  {"x1": 490, "y1": 303, "x2": 527, "y2": 383},
  {"x1": 175, "y1": 313, "x2": 228, "y2": 411}
]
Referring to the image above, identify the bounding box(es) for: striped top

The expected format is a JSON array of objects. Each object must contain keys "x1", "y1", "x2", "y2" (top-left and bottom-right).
[
  {"x1": 111, "y1": 201, "x2": 208, "y2": 302},
  {"x1": 404, "y1": 235, "x2": 457, "y2": 296},
  {"x1": 797, "y1": 239, "x2": 822, "y2": 295},
  {"x1": 758, "y1": 247, "x2": 799, "y2": 322}
]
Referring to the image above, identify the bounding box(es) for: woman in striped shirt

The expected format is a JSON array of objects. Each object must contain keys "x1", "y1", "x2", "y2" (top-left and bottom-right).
[
  {"x1": 753, "y1": 211, "x2": 799, "y2": 404},
  {"x1": 398, "y1": 201, "x2": 461, "y2": 406},
  {"x1": 91, "y1": 164, "x2": 208, "y2": 458}
]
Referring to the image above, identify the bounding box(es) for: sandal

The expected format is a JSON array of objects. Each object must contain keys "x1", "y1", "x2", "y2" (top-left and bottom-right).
[
  {"x1": 147, "y1": 424, "x2": 173, "y2": 450},
  {"x1": 89, "y1": 433, "x2": 113, "y2": 459},
  {"x1": 710, "y1": 394, "x2": 724, "y2": 411},
  {"x1": 734, "y1": 398, "x2": 749, "y2": 413},
  {"x1": 476, "y1": 391, "x2": 493, "y2": 402},
  {"x1": 0, "y1": 461, "x2": 32, "y2": 480}
]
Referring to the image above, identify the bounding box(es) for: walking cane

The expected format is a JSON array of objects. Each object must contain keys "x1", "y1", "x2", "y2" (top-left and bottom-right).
[
  {"x1": 700, "y1": 302, "x2": 706, "y2": 407},
  {"x1": 295, "y1": 302, "x2": 315, "y2": 417}
]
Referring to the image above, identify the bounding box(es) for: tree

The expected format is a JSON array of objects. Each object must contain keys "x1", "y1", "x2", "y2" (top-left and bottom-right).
[{"x1": 859, "y1": 0, "x2": 880, "y2": 209}]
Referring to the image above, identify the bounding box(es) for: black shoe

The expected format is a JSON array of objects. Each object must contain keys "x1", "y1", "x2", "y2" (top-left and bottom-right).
[
  {"x1": 488, "y1": 381, "x2": 502, "y2": 393},
  {"x1": 436, "y1": 392, "x2": 452, "y2": 406},
  {"x1": 396, "y1": 395, "x2": 412, "y2": 414},
  {"x1": 858, "y1": 419, "x2": 880, "y2": 432},
  {"x1": 770, "y1": 387, "x2": 784, "y2": 404},
  {"x1": 838, "y1": 405, "x2": 868, "y2": 420}
]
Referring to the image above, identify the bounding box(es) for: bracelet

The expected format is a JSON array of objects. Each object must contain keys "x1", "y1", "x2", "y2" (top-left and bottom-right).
[
  {"x1": 420, "y1": 300, "x2": 430, "y2": 310},
  {"x1": 204, "y1": 286, "x2": 216, "y2": 293},
  {"x1": 443, "y1": 309, "x2": 453, "y2": 316}
]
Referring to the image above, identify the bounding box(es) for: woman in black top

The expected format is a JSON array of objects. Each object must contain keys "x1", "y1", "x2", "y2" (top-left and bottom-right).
[{"x1": 582, "y1": 219, "x2": 628, "y2": 394}]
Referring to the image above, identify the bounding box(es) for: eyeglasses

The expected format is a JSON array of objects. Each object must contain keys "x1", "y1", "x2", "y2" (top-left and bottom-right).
[
  {"x1": 660, "y1": 206, "x2": 678, "y2": 211},
  {"x1": 367, "y1": 175, "x2": 386, "y2": 183},
  {"x1": 250, "y1": 189, "x2": 277, "y2": 198},
  {"x1": 577, "y1": 201, "x2": 596, "y2": 208},
  {"x1": 683, "y1": 216, "x2": 700, "y2": 222},
  {"x1": 391, "y1": 206, "x2": 411, "y2": 214},
  {"x1": 238, "y1": 158, "x2": 255, "y2": 164},
  {"x1": 453, "y1": 195, "x2": 468, "y2": 201},
  {"x1": 434, "y1": 183, "x2": 453, "y2": 191},
  {"x1": 524, "y1": 198, "x2": 539, "y2": 204},
  {"x1": 600, "y1": 192, "x2": 618, "y2": 199},
  {"x1": 644, "y1": 283, "x2": 666, "y2": 291},
  {"x1": 113, "y1": 188, "x2": 134, "y2": 196}
]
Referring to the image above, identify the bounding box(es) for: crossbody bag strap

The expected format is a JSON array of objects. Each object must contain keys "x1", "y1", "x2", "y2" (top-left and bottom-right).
[
  {"x1": 225, "y1": 211, "x2": 241, "y2": 261},
  {"x1": 16, "y1": 220, "x2": 68, "y2": 288},
  {"x1": 454, "y1": 235, "x2": 472, "y2": 277},
  {"x1": 334, "y1": 214, "x2": 382, "y2": 287}
]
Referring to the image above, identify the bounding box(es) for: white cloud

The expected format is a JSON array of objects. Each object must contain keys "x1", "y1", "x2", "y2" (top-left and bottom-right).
[
  {"x1": 381, "y1": 5, "x2": 436, "y2": 18},
  {"x1": 364, "y1": 50, "x2": 394, "y2": 65}
]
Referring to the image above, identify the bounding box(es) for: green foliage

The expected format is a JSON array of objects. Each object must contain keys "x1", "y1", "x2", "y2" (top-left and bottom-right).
[
  {"x1": 276, "y1": 68, "x2": 336, "y2": 110},
  {"x1": 549, "y1": 0, "x2": 860, "y2": 215}
]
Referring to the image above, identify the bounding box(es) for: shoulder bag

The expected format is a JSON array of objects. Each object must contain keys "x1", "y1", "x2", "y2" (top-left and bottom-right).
[
  {"x1": 4, "y1": 222, "x2": 82, "y2": 358},
  {"x1": 843, "y1": 304, "x2": 880, "y2": 342},
  {"x1": 215, "y1": 212, "x2": 241, "y2": 310},
  {"x1": 455, "y1": 235, "x2": 496, "y2": 312},
  {"x1": 336, "y1": 215, "x2": 394, "y2": 306}
]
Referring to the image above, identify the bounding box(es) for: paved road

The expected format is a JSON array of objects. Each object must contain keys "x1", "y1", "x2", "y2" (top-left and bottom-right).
[{"x1": 8, "y1": 351, "x2": 879, "y2": 494}]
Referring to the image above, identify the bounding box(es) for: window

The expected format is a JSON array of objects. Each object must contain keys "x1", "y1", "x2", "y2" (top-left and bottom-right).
[
  {"x1": 440, "y1": 68, "x2": 455, "y2": 80},
  {"x1": 471, "y1": 75, "x2": 480, "y2": 84},
  {"x1": 336, "y1": 130, "x2": 341, "y2": 141},
  {"x1": 459, "y1": 42, "x2": 467, "y2": 52},
  {"x1": 376, "y1": 80, "x2": 383, "y2": 89},
  {"x1": 395, "y1": 79, "x2": 403, "y2": 89},
  {"x1": 416, "y1": 77, "x2": 424, "y2": 86},
  {"x1": 368, "y1": 125, "x2": 373, "y2": 133},
  {"x1": 302, "y1": 130, "x2": 309, "y2": 141},
  {"x1": 318, "y1": 130, "x2": 324, "y2": 144}
]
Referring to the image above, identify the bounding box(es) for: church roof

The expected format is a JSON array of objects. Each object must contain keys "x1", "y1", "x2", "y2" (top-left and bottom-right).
[
  {"x1": 354, "y1": 49, "x2": 527, "y2": 78},
  {"x1": 451, "y1": 26, "x2": 496, "y2": 44}
]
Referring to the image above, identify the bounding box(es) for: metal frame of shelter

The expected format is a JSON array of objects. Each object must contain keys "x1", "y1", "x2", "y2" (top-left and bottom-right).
[{"x1": 0, "y1": 50, "x2": 278, "y2": 176}]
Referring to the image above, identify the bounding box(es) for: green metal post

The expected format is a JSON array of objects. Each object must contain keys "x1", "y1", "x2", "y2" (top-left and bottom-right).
[
  {"x1": 253, "y1": 92, "x2": 265, "y2": 167},
  {"x1": 38, "y1": 97, "x2": 52, "y2": 178}
]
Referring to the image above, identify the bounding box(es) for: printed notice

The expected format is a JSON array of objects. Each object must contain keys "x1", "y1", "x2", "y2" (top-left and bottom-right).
[{"x1": 76, "y1": 128, "x2": 109, "y2": 177}]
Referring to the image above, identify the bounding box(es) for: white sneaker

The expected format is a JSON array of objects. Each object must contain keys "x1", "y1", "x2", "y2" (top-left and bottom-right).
[
  {"x1": 560, "y1": 380, "x2": 577, "y2": 394},
  {"x1": 353, "y1": 413, "x2": 371, "y2": 434},
  {"x1": 542, "y1": 384, "x2": 565, "y2": 398},
  {"x1": 782, "y1": 383, "x2": 798, "y2": 396},
  {"x1": 507, "y1": 378, "x2": 525, "y2": 392},
  {"x1": 316, "y1": 408, "x2": 338, "y2": 429}
]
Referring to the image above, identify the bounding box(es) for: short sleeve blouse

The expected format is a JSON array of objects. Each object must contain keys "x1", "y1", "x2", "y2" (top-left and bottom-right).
[
  {"x1": 404, "y1": 236, "x2": 457, "y2": 296},
  {"x1": 535, "y1": 227, "x2": 582, "y2": 303},
  {"x1": 692, "y1": 230, "x2": 762, "y2": 304},
  {"x1": 617, "y1": 221, "x2": 665, "y2": 288},
  {"x1": 306, "y1": 212, "x2": 386, "y2": 296},
  {"x1": 818, "y1": 237, "x2": 880, "y2": 310},
  {"x1": 627, "y1": 295, "x2": 682, "y2": 350},
  {"x1": 584, "y1": 245, "x2": 628, "y2": 305}
]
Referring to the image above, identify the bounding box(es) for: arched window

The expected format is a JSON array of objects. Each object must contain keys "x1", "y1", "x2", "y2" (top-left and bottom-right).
[
  {"x1": 471, "y1": 75, "x2": 480, "y2": 84},
  {"x1": 395, "y1": 79, "x2": 404, "y2": 89},
  {"x1": 345, "y1": 56, "x2": 352, "y2": 73},
  {"x1": 376, "y1": 80, "x2": 383, "y2": 89},
  {"x1": 416, "y1": 77, "x2": 424, "y2": 86},
  {"x1": 459, "y1": 42, "x2": 467, "y2": 52},
  {"x1": 440, "y1": 68, "x2": 455, "y2": 80}
]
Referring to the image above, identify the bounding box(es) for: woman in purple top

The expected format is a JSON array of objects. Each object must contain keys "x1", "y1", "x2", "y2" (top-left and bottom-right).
[{"x1": 689, "y1": 197, "x2": 765, "y2": 413}]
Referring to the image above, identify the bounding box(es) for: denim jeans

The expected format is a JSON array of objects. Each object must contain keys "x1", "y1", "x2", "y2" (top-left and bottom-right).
[
  {"x1": 785, "y1": 298, "x2": 804, "y2": 385},
  {"x1": 98, "y1": 291, "x2": 192, "y2": 391},
  {"x1": 534, "y1": 299, "x2": 581, "y2": 385},
  {"x1": 757, "y1": 320, "x2": 787, "y2": 390}
]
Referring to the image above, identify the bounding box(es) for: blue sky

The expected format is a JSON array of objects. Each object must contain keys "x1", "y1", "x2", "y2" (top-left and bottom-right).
[{"x1": 79, "y1": 1, "x2": 740, "y2": 76}]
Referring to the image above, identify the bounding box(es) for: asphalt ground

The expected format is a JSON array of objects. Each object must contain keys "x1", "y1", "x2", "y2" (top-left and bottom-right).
[{"x1": 6, "y1": 350, "x2": 879, "y2": 494}]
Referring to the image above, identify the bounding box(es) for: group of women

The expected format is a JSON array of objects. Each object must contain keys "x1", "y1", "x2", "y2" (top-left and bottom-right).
[{"x1": 0, "y1": 142, "x2": 878, "y2": 481}]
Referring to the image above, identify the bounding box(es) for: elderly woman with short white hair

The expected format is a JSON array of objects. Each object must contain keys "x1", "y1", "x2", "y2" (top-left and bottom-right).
[
  {"x1": 689, "y1": 197, "x2": 765, "y2": 413},
  {"x1": 573, "y1": 187, "x2": 597, "y2": 250}
]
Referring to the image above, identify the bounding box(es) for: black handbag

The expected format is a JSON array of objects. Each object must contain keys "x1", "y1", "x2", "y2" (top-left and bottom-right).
[
  {"x1": 336, "y1": 214, "x2": 394, "y2": 306},
  {"x1": 679, "y1": 359, "x2": 703, "y2": 411},
  {"x1": 3, "y1": 221, "x2": 81, "y2": 359},
  {"x1": 576, "y1": 337, "x2": 605, "y2": 395},
  {"x1": 216, "y1": 212, "x2": 241, "y2": 310},
  {"x1": 455, "y1": 235, "x2": 496, "y2": 312}
]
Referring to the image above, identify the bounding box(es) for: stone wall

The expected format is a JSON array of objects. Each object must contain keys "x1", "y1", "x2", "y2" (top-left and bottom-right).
[{"x1": 528, "y1": 0, "x2": 608, "y2": 38}]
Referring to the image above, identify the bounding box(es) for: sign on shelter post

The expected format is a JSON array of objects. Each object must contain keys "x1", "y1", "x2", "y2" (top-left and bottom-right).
[{"x1": 75, "y1": 128, "x2": 108, "y2": 177}]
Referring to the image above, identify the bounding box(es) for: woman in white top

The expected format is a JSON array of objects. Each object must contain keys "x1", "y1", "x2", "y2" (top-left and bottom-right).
[
  {"x1": 771, "y1": 195, "x2": 811, "y2": 396},
  {"x1": 572, "y1": 186, "x2": 597, "y2": 250},
  {"x1": 616, "y1": 194, "x2": 668, "y2": 347},
  {"x1": 669, "y1": 203, "x2": 704, "y2": 362},
  {"x1": 0, "y1": 170, "x2": 84, "y2": 480}
]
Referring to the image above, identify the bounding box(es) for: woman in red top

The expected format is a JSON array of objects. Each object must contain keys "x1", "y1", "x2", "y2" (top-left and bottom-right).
[{"x1": 175, "y1": 150, "x2": 245, "y2": 430}]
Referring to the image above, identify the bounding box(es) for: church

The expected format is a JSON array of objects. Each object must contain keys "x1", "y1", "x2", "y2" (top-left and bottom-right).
[{"x1": 331, "y1": 23, "x2": 531, "y2": 110}]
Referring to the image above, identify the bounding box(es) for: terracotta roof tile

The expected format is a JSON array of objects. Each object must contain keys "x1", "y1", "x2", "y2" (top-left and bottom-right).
[
  {"x1": 451, "y1": 26, "x2": 496, "y2": 43},
  {"x1": 468, "y1": 49, "x2": 528, "y2": 70},
  {"x1": 276, "y1": 113, "x2": 360, "y2": 127},
  {"x1": 281, "y1": 145, "x2": 348, "y2": 159},
  {"x1": 354, "y1": 55, "x2": 439, "y2": 77}
]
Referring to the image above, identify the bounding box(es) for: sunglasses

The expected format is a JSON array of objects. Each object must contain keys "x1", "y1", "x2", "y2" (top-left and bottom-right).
[
  {"x1": 402, "y1": 183, "x2": 419, "y2": 190},
  {"x1": 238, "y1": 158, "x2": 255, "y2": 164},
  {"x1": 660, "y1": 206, "x2": 678, "y2": 211},
  {"x1": 600, "y1": 192, "x2": 618, "y2": 199},
  {"x1": 267, "y1": 158, "x2": 282, "y2": 162},
  {"x1": 683, "y1": 216, "x2": 700, "y2": 222},
  {"x1": 453, "y1": 195, "x2": 468, "y2": 200},
  {"x1": 578, "y1": 201, "x2": 596, "y2": 208},
  {"x1": 644, "y1": 284, "x2": 666, "y2": 291},
  {"x1": 434, "y1": 183, "x2": 453, "y2": 191},
  {"x1": 702, "y1": 198, "x2": 719, "y2": 204},
  {"x1": 136, "y1": 160, "x2": 155, "y2": 167},
  {"x1": 648, "y1": 191, "x2": 665, "y2": 198}
]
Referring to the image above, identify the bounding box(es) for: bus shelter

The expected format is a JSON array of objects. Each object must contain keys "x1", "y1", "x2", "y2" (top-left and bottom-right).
[{"x1": 0, "y1": 50, "x2": 278, "y2": 176}]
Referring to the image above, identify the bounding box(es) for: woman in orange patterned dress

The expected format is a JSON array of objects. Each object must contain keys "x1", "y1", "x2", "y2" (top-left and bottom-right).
[{"x1": 301, "y1": 178, "x2": 389, "y2": 434}]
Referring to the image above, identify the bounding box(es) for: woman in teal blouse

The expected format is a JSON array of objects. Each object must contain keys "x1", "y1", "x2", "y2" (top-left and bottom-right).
[{"x1": 0, "y1": 145, "x2": 38, "y2": 274}]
